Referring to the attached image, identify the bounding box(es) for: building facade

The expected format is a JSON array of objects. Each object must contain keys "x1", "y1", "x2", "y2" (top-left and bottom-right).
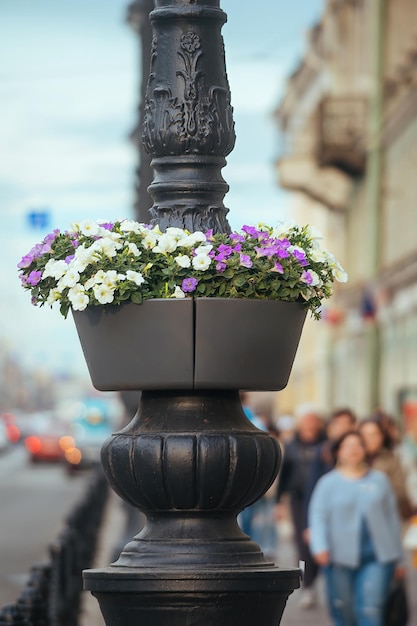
[{"x1": 274, "y1": 0, "x2": 417, "y2": 421}]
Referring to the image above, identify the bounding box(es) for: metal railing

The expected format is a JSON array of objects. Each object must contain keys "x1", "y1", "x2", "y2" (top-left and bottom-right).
[{"x1": 0, "y1": 467, "x2": 109, "y2": 626}]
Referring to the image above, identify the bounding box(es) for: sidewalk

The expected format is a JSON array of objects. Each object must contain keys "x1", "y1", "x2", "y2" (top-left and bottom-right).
[{"x1": 80, "y1": 498, "x2": 417, "y2": 626}]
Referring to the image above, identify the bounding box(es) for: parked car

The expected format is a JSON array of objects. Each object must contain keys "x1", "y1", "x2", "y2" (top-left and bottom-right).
[
  {"x1": 63, "y1": 398, "x2": 116, "y2": 472},
  {"x1": 23, "y1": 412, "x2": 70, "y2": 463}
]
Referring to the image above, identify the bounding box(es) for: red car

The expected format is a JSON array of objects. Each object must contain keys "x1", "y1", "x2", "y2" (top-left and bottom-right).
[{"x1": 23, "y1": 412, "x2": 70, "y2": 463}]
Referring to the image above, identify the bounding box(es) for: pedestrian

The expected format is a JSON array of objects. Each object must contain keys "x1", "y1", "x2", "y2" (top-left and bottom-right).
[
  {"x1": 302, "y1": 408, "x2": 357, "y2": 562},
  {"x1": 358, "y1": 417, "x2": 414, "y2": 521},
  {"x1": 276, "y1": 414, "x2": 296, "y2": 444},
  {"x1": 304, "y1": 407, "x2": 357, "y2": 514},
  {"x1": 275, "y1": 403, "x2": 326, "y2": 608},
  {"x1": 309, "y1": 431, "x2": 405, "y2": 626}
]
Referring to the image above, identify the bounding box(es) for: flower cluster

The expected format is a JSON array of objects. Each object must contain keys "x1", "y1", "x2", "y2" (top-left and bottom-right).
[{"x1": 18, "y1": 219, "x2": 347, "y2": 319}]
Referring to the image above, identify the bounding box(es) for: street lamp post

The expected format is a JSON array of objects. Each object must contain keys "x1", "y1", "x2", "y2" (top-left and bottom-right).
[{"x1": 82, "y1": 2, "x2": 301, "y2": 624}]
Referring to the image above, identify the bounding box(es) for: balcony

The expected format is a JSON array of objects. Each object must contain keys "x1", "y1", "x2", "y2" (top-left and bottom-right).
[{"x1": 316, "y1": 96, "x2": 368, "y2": 175}]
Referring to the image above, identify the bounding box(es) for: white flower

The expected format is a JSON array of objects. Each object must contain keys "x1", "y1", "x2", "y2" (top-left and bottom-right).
[
  {"x1": 192, "y1": 253, "x2": 212, "y2": 271},
  {"x1": 42, "y1": 259, "x2": 68, "y2": 280},
  {"x1": 152, "y1": 233, "x2": 178, "y2": 254},
  {"x1": 126, "y1": 270, "x2": 145, "y2": 286},
  {"x1": 101, "y1": 270, "x2": 122, "y2": 288},
  {"x1": 58, "y1": 268, "x2": 80, "y2": 289},
  {"x1": 194, "y1": 244, "x2": 213, "y2": 256},
  {"x1": 87, "y1": 269, "x2": 107, "y2": 285},
  {"x1": 174, "y1": 255, "x2": 191, "y2": 268},
  {"x1": 180, "y1": 231, "x2": 207, "y2": 248},
  {"x1": 125, "y1": 242, "x2": 141, "y2": 257},
  {"x1": 142, "y1": 233, "x2": 159, "y2": 250},
  {"x1": 92, "y1": 238, "x2": 121, "y2": 259},
  {"x1": 271, "y1": 220, "x2": 296, "y2": 238},
  {"x1": 93, "y1": 283, "x2": 115, "y2": 304},
  {"x1": 333, "y1": 264, "x2": 348, "y2": 283},
  {"x1": 166, "y1": 227, "x2": 189, "y2": 241},
  {"x1": 83, "y1": 276, "x2": 97, "y2": 290},
  {"x1": 68, "y1": 284, "x2": 89, "y2": 310},
  {"x1": 309, "y1": 247, "x2": 327, "y2": 263},
  {"x1": 46, "y1": 288, "x2": 61, "y2": 305},
  {"x1": 120, "y1": 219, "x2": 146, "y2": 234},
  {"x1": 306, "y1": 225, "x2": 323, "y2": 240},
  {"x1": 171, "y1": 286, "x2": 185, "y2": 299},
  {"x1": 72, "y1": 219, "x2": 102, "y2": 238}
]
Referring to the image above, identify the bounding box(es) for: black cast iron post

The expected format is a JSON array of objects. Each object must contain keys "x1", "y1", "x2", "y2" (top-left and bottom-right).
[
  {"x1": 82, "y1": 2, "x2": 301, "y2": 624},
  {"x1": 143, "y1": 0, "x2": 235, "y2": 233}
]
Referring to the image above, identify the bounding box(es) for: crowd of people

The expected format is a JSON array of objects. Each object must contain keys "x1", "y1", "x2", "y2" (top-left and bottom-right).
[{"x1": 239, "y1": 398, "x2": 417, "y2": 626}]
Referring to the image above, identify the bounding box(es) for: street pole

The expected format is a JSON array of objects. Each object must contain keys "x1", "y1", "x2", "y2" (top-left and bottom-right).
[{"x1": 82, "y1": 2, "x2": 300, "y2": 624}]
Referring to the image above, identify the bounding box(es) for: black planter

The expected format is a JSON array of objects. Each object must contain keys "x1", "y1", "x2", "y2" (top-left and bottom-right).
[
  {"x1": 72, "y1": 298, "x2": 306, "y2": 392},
  {"x1": 72, "y1": 299, "x2": 194, "y2": 390},
  {"x1": 194, "y1": 298, "x2": 306, "y2": 390}
]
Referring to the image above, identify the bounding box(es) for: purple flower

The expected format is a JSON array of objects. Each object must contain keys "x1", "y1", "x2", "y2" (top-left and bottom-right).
[
  {"x1": 65, "y1": 254, "x2": 75, "y2": 264},
  {"x1": 239, "y1": 254, "x2": 252, "y2": 268},
  {"x1": 254, "y1": 245, "x2": 277, "y2": 258},
  {"x1": 100, "y1": 222, "x2": 114, "y2": 230},
  {"x1": 216, "y1": 261, "x2": 227, "y2": 272},
  {"x1": 17, "y1": 254, "x2": 34, "y2": 269},
  {"x1": 43, "y1": 229, "x2": 60, "y2": 245},
  {"x1": 301, "y1": 270, "x2": 313, "y2": 285},
  {"x1": 271, "y1": 262, "x2": 284, "y2": 274},
  {"x1": 275, "y1": 247, "x2": 290, "y2": 259},
  {"x1": 241, "y1": 225, "x2": 260, "y2": 238},
  {"x1": 217, "y1": 244, "x2": 233, "y2": 257},
  {"x1": 205, "y1": 229, "x2": 214, "y2": 241},
  {"x1": 230, "y1": 233, "x2": 245, "y2": 244},
  {"x1": 182, "y1": 277, "x2": 198, "y2": 293},
  {"x1": 292, "y1": 249, "x2": 308, "y2": 266},
  {"x1": 233, "y1": 243, "x2": 242, "y2": 253},
  {"x1": 27, "y1": 270, "x2": 42, "y2": 286},
  {"x1": 27, "y1": 243, "x2": 44, "y2": 259},
  {"x1": 276, "y1": 238, "x2": 291, "y2": 248}
]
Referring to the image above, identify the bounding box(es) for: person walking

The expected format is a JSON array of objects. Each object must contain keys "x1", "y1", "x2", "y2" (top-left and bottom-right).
[
  {"x1": 303, "y1": 408, "x2": 357, "y2": 527},
  {"x1": 275, "y1": 403, "x2": 326, "y2": 608},
  {"x1": 309, "y1": 431, "x2": 404, "y2": 626},
  {"x1": 358, "y1": 418, "x2": 414, "y2": 521}
]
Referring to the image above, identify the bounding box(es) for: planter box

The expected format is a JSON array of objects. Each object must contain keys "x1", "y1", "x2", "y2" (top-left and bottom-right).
[
  {"x1": 73, "y1": 299, "x2": 306, "y2": 391},
  {"x1": 72, "y1": 299, "x2": 194, "y2": 391},
  {"x1": 194, "y1": 298, "x2": 306, "y2": 391}
]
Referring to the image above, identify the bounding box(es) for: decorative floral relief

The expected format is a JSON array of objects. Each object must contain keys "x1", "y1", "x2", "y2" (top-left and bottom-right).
[{"x1": 142, "y1": 32, "x2": 235, "y2": 157}]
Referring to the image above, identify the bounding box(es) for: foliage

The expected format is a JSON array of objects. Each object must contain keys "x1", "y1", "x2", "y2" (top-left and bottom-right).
[{"x1": 18, "y1": 219, "x2": 347, "y2": 319}]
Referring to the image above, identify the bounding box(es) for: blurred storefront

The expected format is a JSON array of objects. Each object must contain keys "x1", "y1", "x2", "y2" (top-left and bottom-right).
[{"x1": 274, "y1": 0, "x2": 417, "y2": 422}]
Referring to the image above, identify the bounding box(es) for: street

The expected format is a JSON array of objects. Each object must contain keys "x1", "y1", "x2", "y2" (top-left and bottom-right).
[{"x1": 0, "y1": 445, "x2": 92, "y2": 607}]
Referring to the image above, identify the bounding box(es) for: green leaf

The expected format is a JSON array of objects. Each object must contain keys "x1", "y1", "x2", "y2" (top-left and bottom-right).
[{"x1": 131, "y1": 292, "x2": 143, "y2": 304}]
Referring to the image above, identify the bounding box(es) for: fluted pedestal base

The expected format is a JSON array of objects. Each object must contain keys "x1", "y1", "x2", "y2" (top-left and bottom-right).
[{"x1": 83, "y1": 390, "x2": 300, "y2": 625}]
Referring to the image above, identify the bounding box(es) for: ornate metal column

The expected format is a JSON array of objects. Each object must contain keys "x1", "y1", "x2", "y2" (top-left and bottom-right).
[
  {"x1": 82, "y1": 2, "x2": 300, "y2": 624},
  {"x1": 143, "y1": 0, "x2": 235, "y2": 233}
]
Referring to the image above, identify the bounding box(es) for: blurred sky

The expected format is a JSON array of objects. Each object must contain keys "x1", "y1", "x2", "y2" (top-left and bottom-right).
[{"x1": 0, "y1": 0, "x2": 323, "y2": 379}]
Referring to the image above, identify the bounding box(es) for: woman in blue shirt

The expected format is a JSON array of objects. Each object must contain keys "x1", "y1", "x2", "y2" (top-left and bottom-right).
[{"x1": 308, "y1": 431, "x2": 404, "y2": 626}]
